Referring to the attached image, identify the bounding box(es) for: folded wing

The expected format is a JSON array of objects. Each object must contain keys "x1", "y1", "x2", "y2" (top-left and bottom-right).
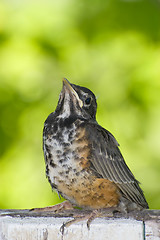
[{"x1": 86, "y1": 123, "x2": 148, "y2": 209}]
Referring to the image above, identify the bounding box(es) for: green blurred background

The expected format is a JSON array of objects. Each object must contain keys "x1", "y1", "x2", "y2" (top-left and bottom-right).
[{"x1": 0, "y1": 0, "x2": 160, "y2": 210}]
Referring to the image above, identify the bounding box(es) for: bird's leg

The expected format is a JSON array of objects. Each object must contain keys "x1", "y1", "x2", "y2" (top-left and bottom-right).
[
  {"x1": 65, "y1": 209, "x2": 101, "y2": 229},
  {"x1": 87, "y1": 209, "x2": 101, "y2": 229},
  {"x1": 60, "y1": 212, "x2": 92, "y2": 234},
  {"x1": 60, "y1": 206, "x2": 119, "y2": 234},
  {"x1": 30, "y1": 200, "x2": 74, "y2": 213}
]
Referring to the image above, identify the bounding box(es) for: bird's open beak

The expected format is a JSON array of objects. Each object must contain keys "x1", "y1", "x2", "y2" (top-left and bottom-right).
[{"x1": 62, "y1": 78, "x2": 83, "y2": 108}]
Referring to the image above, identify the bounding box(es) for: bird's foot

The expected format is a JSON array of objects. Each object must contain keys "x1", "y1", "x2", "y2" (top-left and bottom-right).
[
  {"x1": 60, "y1": 211, "x2": 94, "y2": 234},
  {"x1": 30, "y1": 200, "x2": 74, "y2": 213},
  {"x1": 60, "y1": 207, "x2": 118, "y2": 234}
]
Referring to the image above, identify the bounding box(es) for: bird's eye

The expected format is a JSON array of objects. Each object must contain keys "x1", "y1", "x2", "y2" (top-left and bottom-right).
[{"x1": 85, "y1": 97, "x2": 91, "y2": 105}]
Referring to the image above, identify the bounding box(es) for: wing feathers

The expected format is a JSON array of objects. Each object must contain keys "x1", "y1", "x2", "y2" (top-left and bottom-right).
[{"x1": 86, "y1": 123, "x2": 148, "y2": 209}]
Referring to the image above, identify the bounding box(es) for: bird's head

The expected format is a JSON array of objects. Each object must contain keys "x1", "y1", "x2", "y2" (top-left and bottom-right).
[{"x1": 55, "y1": 78, "x2": 97, "y2": 120}]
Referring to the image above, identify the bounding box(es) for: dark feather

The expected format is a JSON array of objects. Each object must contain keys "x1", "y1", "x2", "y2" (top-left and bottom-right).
[{"x1": 86, "y1": 122, "x2": 149, "y2": 209}]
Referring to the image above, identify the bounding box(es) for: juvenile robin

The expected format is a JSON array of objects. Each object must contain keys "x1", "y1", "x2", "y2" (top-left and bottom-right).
[{"x1": 41, "y1": 78, "x2": 148, "y2": 226}]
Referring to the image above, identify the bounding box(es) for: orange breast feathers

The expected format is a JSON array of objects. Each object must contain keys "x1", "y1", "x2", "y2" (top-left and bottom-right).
[{"x1": 57, "y1": 126, "x2": 120, "y2": 209}]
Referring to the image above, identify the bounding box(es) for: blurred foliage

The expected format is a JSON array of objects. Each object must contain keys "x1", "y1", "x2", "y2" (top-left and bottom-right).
[{"x1": 0, "y1": 0, "x2": 160, "y2": 209}]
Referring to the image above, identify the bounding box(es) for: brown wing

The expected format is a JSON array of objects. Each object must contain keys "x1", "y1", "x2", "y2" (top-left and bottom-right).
[{"x1": 86, "y1": 123, "x2": 149, "y2": 209}]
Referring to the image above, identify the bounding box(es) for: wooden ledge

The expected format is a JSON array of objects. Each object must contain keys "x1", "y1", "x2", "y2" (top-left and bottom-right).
[{"x1": 0, "y1": 209, "x2": 160, "y2": 240}]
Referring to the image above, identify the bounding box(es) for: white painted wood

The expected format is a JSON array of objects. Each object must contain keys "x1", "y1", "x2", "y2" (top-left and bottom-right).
[
  {"x1": 145, "y1": 220, "x2": 160, "y2": 240},
  {"x1": 0, "y1": 215, "x2": 144, "y2": 240}
]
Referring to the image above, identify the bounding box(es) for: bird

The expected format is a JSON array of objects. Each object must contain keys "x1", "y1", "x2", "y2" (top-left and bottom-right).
[{"x1": 42, "y1": 78, "x2": 148, "y2": 224}]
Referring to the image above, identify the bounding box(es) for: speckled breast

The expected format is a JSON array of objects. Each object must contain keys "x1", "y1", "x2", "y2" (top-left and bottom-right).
[
  {"x1": 43, "y1": 118, "x2": 91, "y2": 200},
  {"x1": 43, "y1": 117, "x2": 119, "y2": 209}
]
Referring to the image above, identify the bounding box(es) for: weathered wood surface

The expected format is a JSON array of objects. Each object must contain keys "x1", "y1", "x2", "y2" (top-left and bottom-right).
[{"x1": 0, "y1": 209, "x2": 160, "y2": 240}]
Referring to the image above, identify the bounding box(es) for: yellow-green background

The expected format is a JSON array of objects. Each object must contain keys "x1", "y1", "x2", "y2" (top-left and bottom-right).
[{"x1": 0, "y1": 0, "x2": 160, "y2": 210}]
